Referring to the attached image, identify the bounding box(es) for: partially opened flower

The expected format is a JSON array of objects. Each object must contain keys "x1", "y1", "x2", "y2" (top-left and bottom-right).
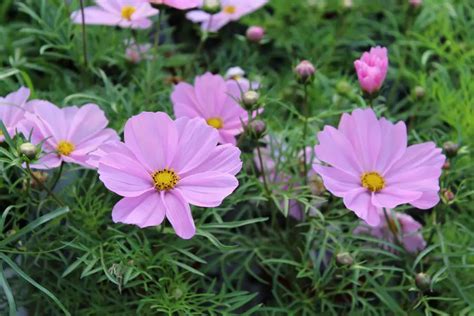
[
  {"x1": 95, "y1": 112, "x2": 242, "y2": 239},
  {"x1": 313, "y1": 108, "x2": 445, "y2": 226},
  {"x1": 0, "y1": 87, "x2": 33, "y2": 141},
  {"x1": 172, "y1": 72, "x2": 252, "y2": 145},
  {"x1": 149, "y1": 0, "x2": 200, "y2": 9},
  {"x1": 354, "y1": 209, "x2": 426, "y2": 253},
  {"x1": 225, "y1": 67, "x2": 260, "y2": 93},
  {"x1": 18, "y1": 101, "x2": 118, "y2": 169},
  {"x1": 71, "y1": 0, "x2": 159, "y2": 29},
  {"x1": 354, "y1": 46, "x2": 388, "y2": 94},
  {"x1": 186, "y1": 0, "x2": 268, "y2": 32}
]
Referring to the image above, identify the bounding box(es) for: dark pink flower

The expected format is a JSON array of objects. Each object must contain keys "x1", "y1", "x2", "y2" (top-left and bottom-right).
[{"x1": 354, "y1": 46, "x2": 388, "y2": 94}]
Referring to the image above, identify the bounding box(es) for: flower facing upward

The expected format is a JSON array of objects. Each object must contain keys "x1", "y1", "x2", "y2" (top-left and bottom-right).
[
  {"x1": 148, "y1": 0, "x2": 200, "y2": 9},
  {"x1": 0, "y1": 87, "x2": 33, "y2": 141},
  {"x1": 70, "y1": 0, "x2": 159, "y2": 29},
  {"x1": 186, "y1": 0, "x2": 268, "y2": 32},
  {"x1": 172, "y1": 72, "x2": 254, "y2": 145},
  {"x1": 18, "y1": 101, "x2": 118, "y2": 169},
  {"x1": 313, "y1": 108, "x2": 445, "y2": 226},
  {"x1": 354, "y1": 46, "x2": 388, "y2": 94},
  {"x1": 95, "y1": 112, "x2": 242, "y2": 239},
  {"x1": 354, "y1": 209, "x2": 426, "y2": 253}
]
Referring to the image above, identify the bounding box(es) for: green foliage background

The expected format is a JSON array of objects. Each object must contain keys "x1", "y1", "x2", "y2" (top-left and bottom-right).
[{"x1": 0, "y1": 0, "x2": 473, "y2": 314}]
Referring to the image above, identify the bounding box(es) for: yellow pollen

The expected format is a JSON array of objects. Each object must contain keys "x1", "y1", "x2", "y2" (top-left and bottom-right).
[
  {"x1": 152, "y1": 168, "x2": 179, "y2": 191},
  {"x1": 206, "y1": 117, "x2": 224, "y2": 129},
  {"x1": 361, "y1": 172, "x2": 385, "y2": 192},
  {"x1": 121, "y1": 6, "x2": 136, "y2": 20},
  {"x1": 231, "y1": 75, "x2": 242, "y2": 81},
  {"x1": 57, "y1": 140, "x2": 75, "y2": 156},
  {"x1": 223, "y1": 5, "x2": 236, "y2": 14}
]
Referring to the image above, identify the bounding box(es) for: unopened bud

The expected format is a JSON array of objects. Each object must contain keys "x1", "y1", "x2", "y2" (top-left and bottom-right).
[
  {"x1": 336, "y1": 252, "x2": 353, "y2": 266},
  {"x1": 441, "y1": 189, "x2": 455, "y2": 202},
  {"x1": 409, "y1": 0, "x2": 423, "y2": 7},
  {"x1": 415, "y1": 272, "x2": 431, "y2": 291},
  {"x1": 249, "y1": 120, "x2": 266, "y2": 138},
  {"x1": 203, "y1": 0, "x2": 220, "y2": 13},
  {"x1": 336, "y1": 80, "x2": 352, "y2": 95},
  {"x1": 173, "y1": 288, "x2": 184, "y2": 299},
  {"x1": 443, "y1": 141, "x2": 459, "y2": 158},
  {"x1": 242, "y1": 90, "x2": 260, "y2": 109},
  {"x1": 246, "y1": 26, "x2": 265, "y2": 43},
  {"x1": 295, "y1": 60, "x2": 315, "y2": 83},
  {"x1": 414, "y1": 86, "x2": 425, "y2": 99},
  {"x1": 20, "y1": 142, "x2": 37, "y2": 159}
]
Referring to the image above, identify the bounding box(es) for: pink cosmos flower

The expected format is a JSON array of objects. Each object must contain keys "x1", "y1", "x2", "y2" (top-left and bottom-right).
[
  {"x1": 354, "y1": 46, "x2": 388, "y2": 94},
  {"x1": 149, "y1": 0, "x2": 200, "y2": 9},
  {"x1": 125, "y1": 42, "x2": 153, "y2": 63},
  {"x1": 71, "y1": 0, "x2": 159, "y2": 29},
  {"x1": 172, "y1": 72, "x2": 251, "y2": 145},
  {"x1": 18, "y1": 101, "x2": 118, "y2": 169},
  {"x1": 313, "y1": 108, "x2": 445, "y2": 226},
  {"x1": 0, "y1": 87, "x2": 33, "y2": 142},
  {"x1": 186, "y1": 0, "x2": 268, "y2": 32},
  {"x1": 95, "y1": 112, "x2": 242, "y2": 239},
  {"x1": 354, "y1": 209, "x2": 426, "y2": 253}
]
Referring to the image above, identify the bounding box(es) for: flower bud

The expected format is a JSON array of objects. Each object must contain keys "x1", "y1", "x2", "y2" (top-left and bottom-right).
[
  {"x1": 295, "y1": 60, "x2": 316, "y2": 83},
  {"x1": 249, "y1": 120, "x2": 266, "y2": 138},
  {"x1": 354, "y1": 46, "x2": 388, "y2": 94},
  {"x1": 409, "y1": 0, "x2": 423, "y2": 7},
  {"x1": 202, "y1": 0, "x2": 220, "y2": 13},
  {"x1": 242, "y1": 90, "x2": 260, "y2": 109},
  {"x1": 20, "y1": 142, "x2": 37, "y2": 160},
  {"x1": 336, "y1": 252, "x2": 353, "y2": 266},
  {"x1": 414, "y1": 86, "x2": 425, "y2": 99},
  {"x1": 441, "y1": 189, "x2": 455, "y2": 203},
  {"x1": 336, "y1": 80, "x2": 352, "y2": 95},
  {"x1": 246, "y1": 26, "x2": 265, "y2": 43},
  {"x1": 443, "y1": 141, "x2": 459, "y2": 158},
  {"x1": 415, "y1": 272, "x2": 431, "y2": 291}
]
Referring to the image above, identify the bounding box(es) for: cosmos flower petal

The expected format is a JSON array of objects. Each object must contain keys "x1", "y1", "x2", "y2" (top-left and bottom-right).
[
  {"x1": 162, "y1": 191, "x2": 196, "y2": 239},
  {"x1": 112, "y1": 192, "x2": 165, "y2": 228},
  {"x1": 67, "y1": 103, "x2": 109, "y2": 144},
  {"x1": 375, "y1": 118, "x2": 407, "y2": 172},
  {"x1": 372, "y1": 187, "x2": 422, "y2": 209},
  {"x1": 313, "y1": 164, "x2": 359, "y2": 196},
  {"x1": 71, "y1": 7, "x2": 121, "y2": 25},
  {"x1": 183, "y1": 144, "x2": 242, "y2": 177},
  {"x1": 409, "y1": 191, "x2": 440, "y2": 209},
  {"x1": 342, "y1": 188, "x2": 381, "y2": 226}
]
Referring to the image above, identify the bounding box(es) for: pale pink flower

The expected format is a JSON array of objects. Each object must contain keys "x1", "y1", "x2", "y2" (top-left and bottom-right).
[
  {"x1": 95, "y1": 112, "x2": 242, "y2": 239},
  {"x1": 125, "y1": 42, "x2": 153, "y2": 63},
  {"x1": 354, "y1": 209, "x2": 426, "y2": 253},
  {"x1": 224, "y1": 67, "x2": 260, "y2": 93},
  {"x1": 18, "y1": 101, "x2": 118, "y2": 169},
  {"x1": 246, "y1": 26, "x2": 265, "y2": 42},
  {"x1": 354, "y1": 46, "x2": 388, "y2": 94},
  {"x1": 0, "y1": 87, "x2": 33, "y2": 141},
  {"x1": 313, "y1": 108, "x2": 445, "y2": 226},
  {"x1": 172, "y1": 72, "x2": 251, "y2": 145},
  {"x1": 149, "y1": 0, "x2": 200, "y2": 9},
  {"x1": 71, "y1": 0, "x2": 159, "y2": 29},
  {"x1": 186, "y1": 0, "x2": 268, "y2": 32}
]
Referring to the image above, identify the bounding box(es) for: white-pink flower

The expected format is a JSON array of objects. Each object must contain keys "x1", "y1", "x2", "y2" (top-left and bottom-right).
[
  {"x1": 0, "y1": 87, "x2": 33, "y2": 141},
  {"x1": 186, "y1": 0, "x2": 268, "y2": 32},
  {"x1": 149, "y1": 0, "x2": 200, "y2": 9}
]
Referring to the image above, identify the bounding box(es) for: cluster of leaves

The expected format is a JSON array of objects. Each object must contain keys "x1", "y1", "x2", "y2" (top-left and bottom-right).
[{"x1": 0, "y1": 0, "x2": 473, "y2": 314}]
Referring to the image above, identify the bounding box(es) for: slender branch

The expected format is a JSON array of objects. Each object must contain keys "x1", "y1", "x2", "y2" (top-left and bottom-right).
[
  {"x1": 154, "y1": 8, "x2": 163, "y2": 51},
  {"x1": 49, "y1": 161, "x2": 64, "y2": 191},
  {"x1": 26, "y1": 162, "x2": 65, "y2": 207},
  {"x1": 79, "y1": 0, "x2": 88, "y2": 67},
  {"x1": 302, "y1": 83, "x2": 309, "y2": 185}
]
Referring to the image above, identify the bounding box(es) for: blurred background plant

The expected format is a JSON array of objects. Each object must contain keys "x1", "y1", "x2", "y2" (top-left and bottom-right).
[{"x1": 0, "y1": 0, "x2": 473, "y2": 314}]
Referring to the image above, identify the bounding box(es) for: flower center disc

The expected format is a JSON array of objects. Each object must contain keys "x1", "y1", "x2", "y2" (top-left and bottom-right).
[
  {"x1": 361, "y1": 172, "x2": 385, "y2": 192},
  {"x1": 121, "y1": 6, "x2": 136, "y2": 20},
  {"x1": 57, "y1": 141, "x2": 75, "y2": 156},
  {"x1": 223, "y1": 5, "x2": 236, "y2": 14},
  {"x1": 206, "y1": 117, "x2": 224, "y2": 129},
  {"x1": 152, "y1": 168, "x2": 179, "y2": 191}
]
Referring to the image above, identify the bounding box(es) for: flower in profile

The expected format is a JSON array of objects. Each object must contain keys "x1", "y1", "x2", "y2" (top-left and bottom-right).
[
  {"x1": 186, "y1": 0, "x2": 268, "y2": 32},
  {"x1": 295, "y1": 60, "x2": 316, "y2": 83},
  {"x1": 171, "y1": 72, "x2": 252, "y2": 145},
  {"x1": 313, "y1": 108, "x2": 445, "y2": 226},
  {"x1": 354, "y1": 46, "x2": 388, "y2": 94},
  {"x1": 225, "y1": 66, "x2": 260, "y2": 93},
  {"x1": 354, "y1": 209, "x2": 426, "y2": 253},
  {"x1": 149, "y1": 0, "x2": 200, "y2": 9},
  {"x1": 18, "y1": 101, "x2": 118, "y2": 169},
  {"x1": 125, "y1": 42, "x2": 152, "y2": 63},
  {"x1": 0, "y1": 87, "x2": 33, "y2": 141},
  {"x1": 95, "y1": 112, "x2": 242, "y2": 239},
  {"x1": 71, "y1": 0, "x2": 159, "y2": 29}
]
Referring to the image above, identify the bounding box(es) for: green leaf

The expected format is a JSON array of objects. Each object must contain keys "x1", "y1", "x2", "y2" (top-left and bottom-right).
[{"x1": 0, "y1": 267, "x2": 17, "y2": 316}]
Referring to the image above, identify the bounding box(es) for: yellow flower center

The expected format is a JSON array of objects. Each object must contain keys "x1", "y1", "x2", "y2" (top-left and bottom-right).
[
  {"x1": 231, "y1": 75, "x2": 242, "y2": 81},
  {"x1": 361, "y1": 172, "x2": 385, "y2": 192},
  {"x1": 57, "y1": 141, "x2": 75, "y2": 156},
  {"x1": 206, "y1": 117, "x2": 224, "y2": 129},
  {"x1": 121, "y1": 6, "x2": 136, "y2": 20},
  {"x1": 152, "y1": 168, "x2": 179, "y2": 191},
  {"x1": 223, "y1": 5, "x2": 236, "y2": 14}
]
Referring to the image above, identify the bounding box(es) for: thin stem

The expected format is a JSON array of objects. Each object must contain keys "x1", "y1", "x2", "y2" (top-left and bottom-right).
[
  {"x1": 154, "y1": 8, "x2": 163, "y2": 52},
  {"x1": 26, "y1": 162, "x2": 65, "y2": 207},
  {"x1": 302, "y1": 83, "x2": 309, "y2": 185},
  {"x1": 79, "y1": 0, "x2": 88, "y2": 67},
  {"x1": 256, "y1": 143, "x2": 271, "y2": 197},
  {"x1": 49, "y1": 161, "x2": 64, "y2": 192}
]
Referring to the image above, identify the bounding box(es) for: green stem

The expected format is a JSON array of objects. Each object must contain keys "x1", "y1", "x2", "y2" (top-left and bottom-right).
[
  {"x1": 154, "y1": 8, "x2": 163, "y2": 52},
  {"x1": 78, "y1": 0, "x2": 88, "y2": 68},
  {"x1": 302, "y1": 83, "x2": 309, "y2": 185},
  {"x1": 49, "y1": 161, "x2": 64, "y2": 192},
  {"x1": 26, "y1": 162, "x2": 65, "y2": 207}
]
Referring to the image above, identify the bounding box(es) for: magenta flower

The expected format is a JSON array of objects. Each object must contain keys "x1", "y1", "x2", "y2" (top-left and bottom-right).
[
  {"x1": 0, "y1": 87, "x2": 33, "y2": 142},
  {"x1": 95, "y1": 112, "x2": 242, "y2": 239},
  {"x1": 149, "y1": 0, "x2": 200, "y2": 9},
  {"x1": 354, "y1": 209, "x2": 426, "y2": 253},
  {"x1": 18, "y1": 101, "x2": 118, "y2": 169},
  {"x1": 354, "y1": 46, "x2": 388, "y2": 94},
  {"x1": 313, "y1": 108, "x2": 445, "y2": 226},
  {"x1": 172, "y1": 72, "x2": 250, "y2": 145},
  {"x1": 186, "y1": 0, "x2": 268, "y2": 32},
  {"x1": 71, "y1": 0, "x2": 159, "y2": 29}
]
